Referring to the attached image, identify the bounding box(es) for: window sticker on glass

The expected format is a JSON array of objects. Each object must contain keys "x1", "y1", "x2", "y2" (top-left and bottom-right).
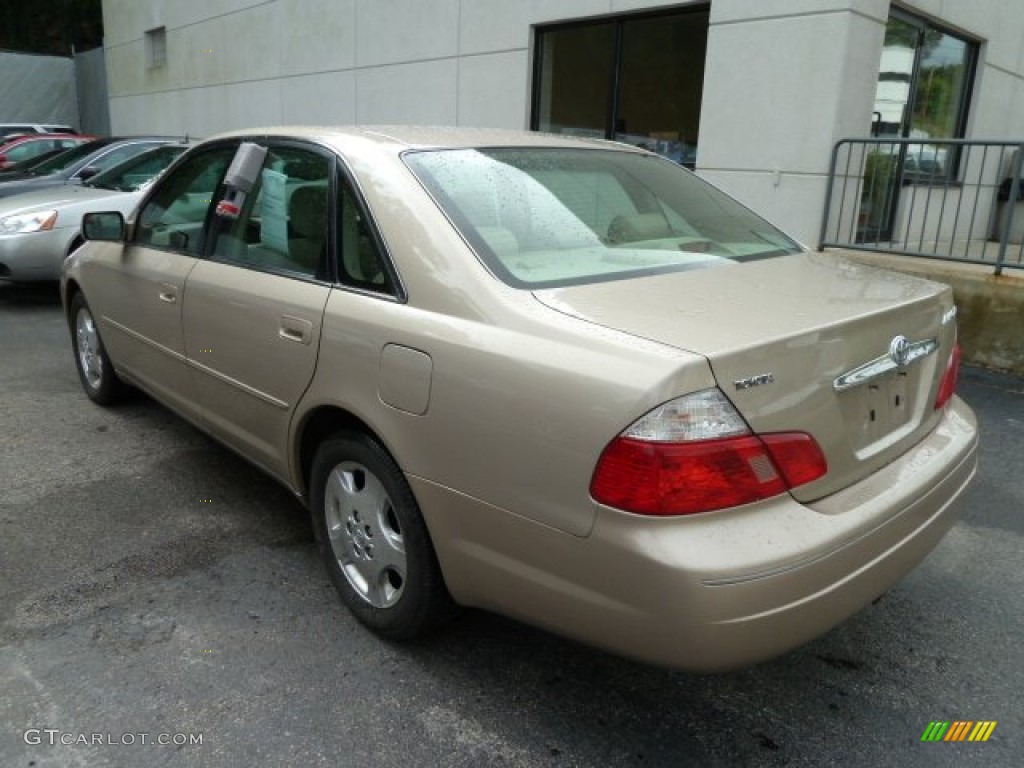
[{"x1": 260, "y1": 169, "x2": 289, "y2": 254}]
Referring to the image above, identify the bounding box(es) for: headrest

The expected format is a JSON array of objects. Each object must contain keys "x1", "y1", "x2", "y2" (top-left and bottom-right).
[
  {"x1": 607, "y1": 212, "x2": 673, "y2": 243},
  {"x1": 289, "y1": 185, "x2": 327, "y2": 239}
]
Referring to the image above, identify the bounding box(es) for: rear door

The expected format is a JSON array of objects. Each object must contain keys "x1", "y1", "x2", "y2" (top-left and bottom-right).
[{"x1": 181, "y1": 141, "x2": 333, "y2": 481}]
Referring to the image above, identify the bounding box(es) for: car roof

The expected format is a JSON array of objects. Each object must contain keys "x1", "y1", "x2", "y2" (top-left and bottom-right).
[{"x1": 207, "y1": 125, "x2": 643, "y2": 153}]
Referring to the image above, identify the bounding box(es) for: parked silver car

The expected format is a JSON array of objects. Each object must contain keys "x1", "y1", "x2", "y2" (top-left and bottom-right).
[{"x1": 0, "y1": 144, "x2": 188, "y2": 281}]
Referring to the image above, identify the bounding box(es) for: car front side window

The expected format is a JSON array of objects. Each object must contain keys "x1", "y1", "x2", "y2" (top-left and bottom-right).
[{"x1": 135, "y1": 148, "x2": 234, "y2": 255}]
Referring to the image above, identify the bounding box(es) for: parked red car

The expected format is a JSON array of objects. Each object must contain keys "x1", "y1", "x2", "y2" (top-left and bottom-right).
[{"x1": 0, "y1": 134, "x2": 95, "y2": 171}]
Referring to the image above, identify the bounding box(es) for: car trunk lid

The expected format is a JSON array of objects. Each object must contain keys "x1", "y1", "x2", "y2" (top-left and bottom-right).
[{"x1": 532, "y1": 251, "x2": 957, "y2": 501}]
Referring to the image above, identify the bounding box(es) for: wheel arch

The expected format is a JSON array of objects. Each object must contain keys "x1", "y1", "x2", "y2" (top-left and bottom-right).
[
  {"x1": 294, "y1": 405, "x2": 398, "y2": 502},
  {"x1": 63, "y1": 277, "x2": 82, "y2": 323},
  {"x1": 65, "y1": 232, "x2": 85, "y2": 258}
]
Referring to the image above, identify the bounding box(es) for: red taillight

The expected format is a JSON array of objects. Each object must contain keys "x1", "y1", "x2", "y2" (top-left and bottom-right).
[
  {"x1": 591, "y1": 432, "x2": 826, "y2": 516},
  {"x1": 934, "y1": 343, "x2": 961, "y2": 409},
  {"x1": 760, "y1": 432, "x2": 828, "y2": 488}
]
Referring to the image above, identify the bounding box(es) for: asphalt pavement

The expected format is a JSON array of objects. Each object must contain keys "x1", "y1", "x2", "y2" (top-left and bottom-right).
[{"x1": 1, "y1": 281, "x2": 1021, "y2": 768}]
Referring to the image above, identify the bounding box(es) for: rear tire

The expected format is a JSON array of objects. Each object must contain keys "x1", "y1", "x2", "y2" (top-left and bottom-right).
[
  {"x1": 310, "y1": 432, "x2": 455, "y2": 640},
  {"x1": 69, "y1": 292, "x2": 127, "y2": 405}
]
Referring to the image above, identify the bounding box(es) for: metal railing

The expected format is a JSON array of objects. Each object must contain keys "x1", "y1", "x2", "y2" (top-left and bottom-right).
[{"x1": 819, "y1": 138, "x2": 1024, "y2": 275}]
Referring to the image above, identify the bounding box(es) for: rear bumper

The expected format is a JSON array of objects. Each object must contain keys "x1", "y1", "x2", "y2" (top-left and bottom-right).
[{"x1": 415, "y1": 396, "x2": 978, "y2": 671}]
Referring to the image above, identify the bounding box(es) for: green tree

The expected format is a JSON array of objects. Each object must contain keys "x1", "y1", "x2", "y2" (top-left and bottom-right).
[{"x1": 0, "y1": 0, "x2": 103, "y2": 56}]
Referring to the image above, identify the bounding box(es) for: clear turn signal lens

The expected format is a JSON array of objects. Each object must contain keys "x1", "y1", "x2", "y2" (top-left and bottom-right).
[{"x1": 622, "y1": 388, "x2": 750, "y2": 442}]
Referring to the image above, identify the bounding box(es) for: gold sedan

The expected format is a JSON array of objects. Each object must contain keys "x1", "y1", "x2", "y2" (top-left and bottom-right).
[{"x1": 62, "y1": 127, "x2": 978, "y2": 671}]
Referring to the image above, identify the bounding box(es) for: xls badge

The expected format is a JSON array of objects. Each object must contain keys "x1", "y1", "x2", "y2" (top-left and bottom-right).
[{"x1": 734, "y1": 373, "x2": 775, "y2": 391}]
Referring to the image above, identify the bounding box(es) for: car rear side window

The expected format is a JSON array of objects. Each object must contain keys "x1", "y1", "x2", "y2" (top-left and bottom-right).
[
  {"x1": 405, "y1": 148, "x2": 802, "y2": 288},
  {"x1": 135, "y1": 147, "x2": 234, "y2": 255},
  {"x1": 337, "y1": 176, "x2": 394, "y2": 294}
]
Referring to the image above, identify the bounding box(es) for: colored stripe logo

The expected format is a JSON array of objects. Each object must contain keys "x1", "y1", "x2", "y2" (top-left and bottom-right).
[{"x1": 921, "y1": 721, "x2": 997, "y2": 742}]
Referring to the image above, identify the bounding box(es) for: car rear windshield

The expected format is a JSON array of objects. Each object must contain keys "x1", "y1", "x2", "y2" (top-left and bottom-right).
[{"x1": 404, "y1": 147, "x2": 802, "y2": 288}]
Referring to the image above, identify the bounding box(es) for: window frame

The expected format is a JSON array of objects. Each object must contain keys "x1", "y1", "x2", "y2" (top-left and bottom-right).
[
  {"x1": 887, "y1": 8, "x2": 978, "y2": 146},
  {"x1": 875, "y1": 8, "x2": 979, "y2": 187},
  {"x1": 530, "y1": 5, "x2": 710, "y2": 168},
  {"x1": 145, "y1": 27, "x2": 167, "y2": 69}
]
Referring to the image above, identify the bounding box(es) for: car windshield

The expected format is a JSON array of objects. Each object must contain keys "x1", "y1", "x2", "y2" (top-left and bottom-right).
[
  {"x1": 404, "y1": 147, "x2": 802, "y2": 288},
  {"x1": 84, "y1": 145, "x2": 187, "y2": 192},
  {"x1": 27, "y1": 140, "x2": 105, "y2": 176}
]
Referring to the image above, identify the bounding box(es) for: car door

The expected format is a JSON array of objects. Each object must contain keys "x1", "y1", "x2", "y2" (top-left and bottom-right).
[
  {"x1": 82, "y1": 145, "x2": 236, "y2": 419},
  {"x1": 181, "y1": 141, "x2": 333, "y2": 481}
]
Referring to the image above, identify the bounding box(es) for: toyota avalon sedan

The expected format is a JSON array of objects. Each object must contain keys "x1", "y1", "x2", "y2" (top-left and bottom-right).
[
  {"x1": 0, "y1": 143, "x2": 188, "y2": 282},
  {"x1": 61, "y1": 127, "x2": 978, "y2": 671}
]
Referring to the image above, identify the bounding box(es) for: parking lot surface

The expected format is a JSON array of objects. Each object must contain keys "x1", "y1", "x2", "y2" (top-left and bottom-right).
[{"x1": 1, "y1": 282, "x2": 1021, "y2": 767}]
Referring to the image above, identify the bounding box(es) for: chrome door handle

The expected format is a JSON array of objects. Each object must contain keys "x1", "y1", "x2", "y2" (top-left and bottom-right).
[
  {"x1": 279, "y1": 315, "x2": 313, "y2": 345},
  {"x1": 158, "y1": 283, "x2": 178, "y2": 304}
]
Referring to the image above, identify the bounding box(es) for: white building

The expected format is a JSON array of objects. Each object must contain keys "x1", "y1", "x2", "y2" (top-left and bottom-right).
[{"x1": 101, "y1": 0, "x2": 1024, "y2": 245}]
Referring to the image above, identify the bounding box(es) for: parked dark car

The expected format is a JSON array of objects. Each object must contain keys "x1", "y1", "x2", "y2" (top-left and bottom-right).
[{"x1": 0, "y1": 137, "x2": 185, "y2": 200}]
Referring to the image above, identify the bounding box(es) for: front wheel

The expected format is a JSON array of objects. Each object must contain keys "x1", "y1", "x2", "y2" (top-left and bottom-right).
[
  {"x1": 310, "y1": 432, "x2": 455, "y2": 640},
  {"x1": 69, "y1": 292, "x2": 127, "y2": 405}
]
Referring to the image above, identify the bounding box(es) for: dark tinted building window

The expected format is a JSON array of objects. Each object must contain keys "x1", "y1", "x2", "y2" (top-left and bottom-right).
[{"x1": 532, "y1": 8, "x2": 709, "y2": 168}]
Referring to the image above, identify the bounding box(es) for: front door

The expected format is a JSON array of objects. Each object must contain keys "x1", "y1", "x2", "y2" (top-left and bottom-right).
[{"x1": 83, "y1": 145, "x2": 236, "y2": 419}]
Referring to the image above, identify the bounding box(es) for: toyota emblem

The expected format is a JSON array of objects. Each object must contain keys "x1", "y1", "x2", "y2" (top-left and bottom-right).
[{"x1": 889, "y1": 335, "x2": 911, "y2": 367}]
